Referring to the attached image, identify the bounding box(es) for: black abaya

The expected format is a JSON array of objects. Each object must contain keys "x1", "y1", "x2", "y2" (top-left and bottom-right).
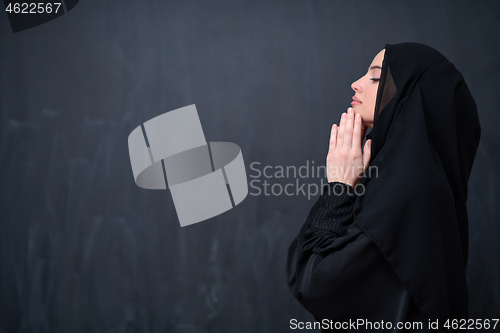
[
  {"x1": 285, "y1": 42, "x2": 481, "y2": 332},
  {"x1": 286, "y1": 182, "x2": 431, "y2": 332}
]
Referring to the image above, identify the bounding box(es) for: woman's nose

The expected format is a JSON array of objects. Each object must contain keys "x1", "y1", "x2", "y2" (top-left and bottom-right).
[{"x1": 351, "y1": 78, "x2": 362, "y2": 92}]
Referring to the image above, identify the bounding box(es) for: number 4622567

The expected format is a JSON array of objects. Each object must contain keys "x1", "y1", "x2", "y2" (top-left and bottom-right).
[{"x1": 5, "y1": 3, "x2": 62, "y2": 14}]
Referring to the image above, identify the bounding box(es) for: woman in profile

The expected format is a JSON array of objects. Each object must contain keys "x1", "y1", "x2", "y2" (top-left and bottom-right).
[{"x1": 285, "y1": 42, "x2": 481, "y2": 332}]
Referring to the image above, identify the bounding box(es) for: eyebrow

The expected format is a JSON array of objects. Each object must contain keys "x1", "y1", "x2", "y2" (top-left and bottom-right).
[{"x1": 369, "y1": 65, "x2": 382, "y2": 70}]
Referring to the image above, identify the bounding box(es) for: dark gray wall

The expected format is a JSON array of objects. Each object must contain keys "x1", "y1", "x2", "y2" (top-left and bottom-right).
[{"x1": 1, "y1": 1, "x2": 499, "y2": 332}]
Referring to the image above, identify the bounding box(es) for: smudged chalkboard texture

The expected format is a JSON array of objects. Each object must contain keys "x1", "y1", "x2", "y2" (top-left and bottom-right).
[{"x1": 0, "y1": 0, "x2": 498, "y2": 332}]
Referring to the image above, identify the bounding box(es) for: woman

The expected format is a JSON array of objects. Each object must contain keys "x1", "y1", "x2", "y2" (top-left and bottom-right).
[{"x1": 285, "y1": 42, "x2": 481, "y2": 332}]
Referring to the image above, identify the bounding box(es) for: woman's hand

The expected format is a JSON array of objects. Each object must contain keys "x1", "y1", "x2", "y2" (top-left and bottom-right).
[{"x1": 326, "y1": 108, "x2": 372, "y2": 187}]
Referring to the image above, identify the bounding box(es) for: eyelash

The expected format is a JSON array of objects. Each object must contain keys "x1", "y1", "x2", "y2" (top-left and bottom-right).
[{"x1": 371, "y1": 78, "x2": 381, "y2": 82}]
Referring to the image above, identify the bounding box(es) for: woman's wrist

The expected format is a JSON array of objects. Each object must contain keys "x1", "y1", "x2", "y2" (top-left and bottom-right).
[
  {"x1": 326, "y1": 178, "x2": 357, "y2": 188},
  {"x1": 323, "y1": 181, "x2": 356, "y2": 197}
]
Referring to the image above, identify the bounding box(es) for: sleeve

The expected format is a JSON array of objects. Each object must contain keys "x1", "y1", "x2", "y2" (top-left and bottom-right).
[
  {"x1": 298, "y1": 181, "x2": 357, "y2": 255},
  {"x1": 285, "y1": 181, "x2": 430, "y2": 327},
  {"x1": 285, "y1": 181, "x2": 358, "y2": 316}
]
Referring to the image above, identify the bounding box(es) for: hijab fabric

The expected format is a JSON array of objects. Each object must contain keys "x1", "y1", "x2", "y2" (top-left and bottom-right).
[{"x1": 356, "y1": 42, "x2": 481, "y2": 321}]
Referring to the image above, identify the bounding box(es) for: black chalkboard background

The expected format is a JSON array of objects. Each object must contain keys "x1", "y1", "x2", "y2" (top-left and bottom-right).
[{"x1": 0, "y1": 1, "x2": 498, "y2": 332}]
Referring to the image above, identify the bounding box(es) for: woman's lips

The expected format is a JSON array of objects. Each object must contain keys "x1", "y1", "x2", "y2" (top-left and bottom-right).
[{"x1": 351, "y1": 96, "x2": 362, "y2": 105}]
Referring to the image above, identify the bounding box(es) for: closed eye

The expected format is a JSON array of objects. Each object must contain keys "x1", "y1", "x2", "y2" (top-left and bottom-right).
[{"x1": 371, "y1": 78, "x2": 380, "y2": 82}]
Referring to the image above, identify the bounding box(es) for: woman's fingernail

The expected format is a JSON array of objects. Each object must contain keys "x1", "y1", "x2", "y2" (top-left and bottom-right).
[{"x1": 348, "y1": 108, "x2": 353, "y2": 114}]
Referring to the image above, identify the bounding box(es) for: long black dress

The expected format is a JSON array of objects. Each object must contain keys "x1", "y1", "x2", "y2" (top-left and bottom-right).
[
  {"x1": 285, "y1": 42, "x2": 481, "y2": 332},
  {"x1": 286, "y1": 181, "x2": 431, "y2": 332}
]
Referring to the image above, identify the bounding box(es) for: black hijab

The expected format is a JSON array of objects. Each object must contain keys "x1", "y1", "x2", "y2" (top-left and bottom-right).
[{"x1": 356, "y1": 43, "x2": 481, "y2": 321}]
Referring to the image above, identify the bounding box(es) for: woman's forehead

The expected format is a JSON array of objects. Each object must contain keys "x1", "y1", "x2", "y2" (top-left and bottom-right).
[
  {"x1": 368, "y1": 49, "x2": 385, "y2": 71},
  {"x1": 372, "y1": 49, "x2": 385, "y2": 64}
]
